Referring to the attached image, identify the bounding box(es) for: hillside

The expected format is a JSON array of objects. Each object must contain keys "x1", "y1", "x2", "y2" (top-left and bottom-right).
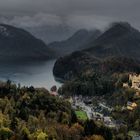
[
  {"x1": 53, "y1": 51, "x2": 140, "y2": 80},
  {"x1": 53, "y1": 51, "x2": 100, "y2": 80},
  {"x1": 53, "y1": 22, "x2": 140, "y2": 80},
  {"x1": 0, "y1": 24, "x2": 54, "y2": 63},
  {"x1": 49, "y1": 29, "x2": 101, "y2": 56},
  {"x1": 85, "y1": 22, "x2": 140, "y2": 59}
]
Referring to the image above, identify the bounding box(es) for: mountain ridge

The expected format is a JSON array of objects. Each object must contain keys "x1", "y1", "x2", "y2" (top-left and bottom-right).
[
  {"x1": 0, "y1": 24, "x2": 54, "y2": 64},
  {"x1": 48, "y1": 29, "x2": 101, "y2": 56},
  {"x1": 83, "y1": 22, "x2": 140, "y2": 59},
  {"x1": 53, "y1": 22, "x2": 140, "y2": 80}
]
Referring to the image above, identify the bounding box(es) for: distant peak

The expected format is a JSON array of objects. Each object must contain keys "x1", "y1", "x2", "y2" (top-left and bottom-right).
[
  {"x1": 110, "y1": 22, "x2": 133, "y2": 30},
  {"x1": 112, "y1": 22, "x2": 131, "y2": 27},
  {"x1": 73, "y1": 29, "x2": 100, "y2": 37},
  {"x1": 103, "y1": 22, "x2": 140, "y2": 35}
]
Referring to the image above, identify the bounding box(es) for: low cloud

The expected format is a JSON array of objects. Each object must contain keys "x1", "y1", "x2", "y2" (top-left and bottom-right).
[
  {"x1": 0, "y1": 0, "x2": 140, "y2": 30},
  {"x1": 0, "y1": 13, "x2": 63, "y2": 28},
  {"x1": 0, "y1": 12, "x2": 115, "y2": 30}
]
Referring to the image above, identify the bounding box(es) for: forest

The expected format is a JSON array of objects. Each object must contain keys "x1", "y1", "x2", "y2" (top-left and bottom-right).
[{"x1": 0, "y1": 80, "x2": 113, "y2": 140}]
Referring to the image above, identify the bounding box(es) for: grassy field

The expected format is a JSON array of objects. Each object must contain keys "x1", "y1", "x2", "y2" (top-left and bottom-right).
[{"x1": 75, "y1": 110, "x2": 88, "y2": 121}]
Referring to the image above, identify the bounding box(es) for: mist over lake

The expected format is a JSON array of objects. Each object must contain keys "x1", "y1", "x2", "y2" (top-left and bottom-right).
[{"x1": 0, "y1": 59, "x2": 62, "y2": 89}]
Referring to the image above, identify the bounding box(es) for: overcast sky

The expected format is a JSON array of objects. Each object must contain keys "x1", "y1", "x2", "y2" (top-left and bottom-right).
[{"x1": 0, "y1": 0, "x2": 140, "y2": 30}]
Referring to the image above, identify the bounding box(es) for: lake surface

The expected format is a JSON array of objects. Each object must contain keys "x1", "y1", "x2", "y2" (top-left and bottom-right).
[{"x1": 0, "y1": 60, "x2": 62, "y2": 90}]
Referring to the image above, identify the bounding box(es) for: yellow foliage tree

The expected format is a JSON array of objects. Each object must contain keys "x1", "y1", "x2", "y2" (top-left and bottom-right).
[{"x1": 88, "y1": 135, "x2": 105, "y2": 140}]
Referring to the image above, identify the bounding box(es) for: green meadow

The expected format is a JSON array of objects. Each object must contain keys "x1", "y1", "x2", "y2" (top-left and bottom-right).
[{"x1": 75, "y1": 111, "x2": 88, "y2": 121}]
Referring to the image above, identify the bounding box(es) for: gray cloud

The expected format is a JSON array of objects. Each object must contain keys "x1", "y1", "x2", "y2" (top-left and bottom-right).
[
  {"x1": 0, "y1": 13, "x2": 62, "y2": 27},
  {"x1": 0, "y1": 0, "x2": 140, "y2": 30}
]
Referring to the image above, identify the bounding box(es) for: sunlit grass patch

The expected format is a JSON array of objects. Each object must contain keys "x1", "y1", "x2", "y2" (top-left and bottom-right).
[{"x1": 75, "y1": 110, "x2": 88, "y2": 121}]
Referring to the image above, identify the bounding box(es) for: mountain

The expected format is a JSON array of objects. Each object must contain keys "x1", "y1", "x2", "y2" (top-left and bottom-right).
[
  {"x1": 53, "y1": 51, "x2": 140, "y2": 80},
  {"x1": 53, "y1": 22, "x2": 140, "y2": 80},
  {"x1": 53, "y1": 51, "x2": 101, "y2": 80},
  {"x1": 48, "y1": 29, "x2": 101, "y2": 56},
  {"x1": 26, "y1": 25, "x2": 75, "y2": 44},
  {"x1": 0, "y1": 24, "x2": 54, "y2": 63},
  {"x1": 84, "y1": 22, "x2": 140, "y2": 59}
]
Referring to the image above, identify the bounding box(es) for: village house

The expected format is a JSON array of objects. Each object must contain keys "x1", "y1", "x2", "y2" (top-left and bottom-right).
[
  {"x1": 136, "y1": 91, "x2": 140, "y2": 96},
  {"x1": 129, "y1": 74, "x2": 140, "y2": 90},
  {"x1": 123, "y1": 83, "x2": 129, "y2": 88},
  {"x1": 127, "y1": 101, "x2": 137, "y2": 111},
  {"x1": 65, "y1": 96, "x2": 73, "y2": 104}
]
